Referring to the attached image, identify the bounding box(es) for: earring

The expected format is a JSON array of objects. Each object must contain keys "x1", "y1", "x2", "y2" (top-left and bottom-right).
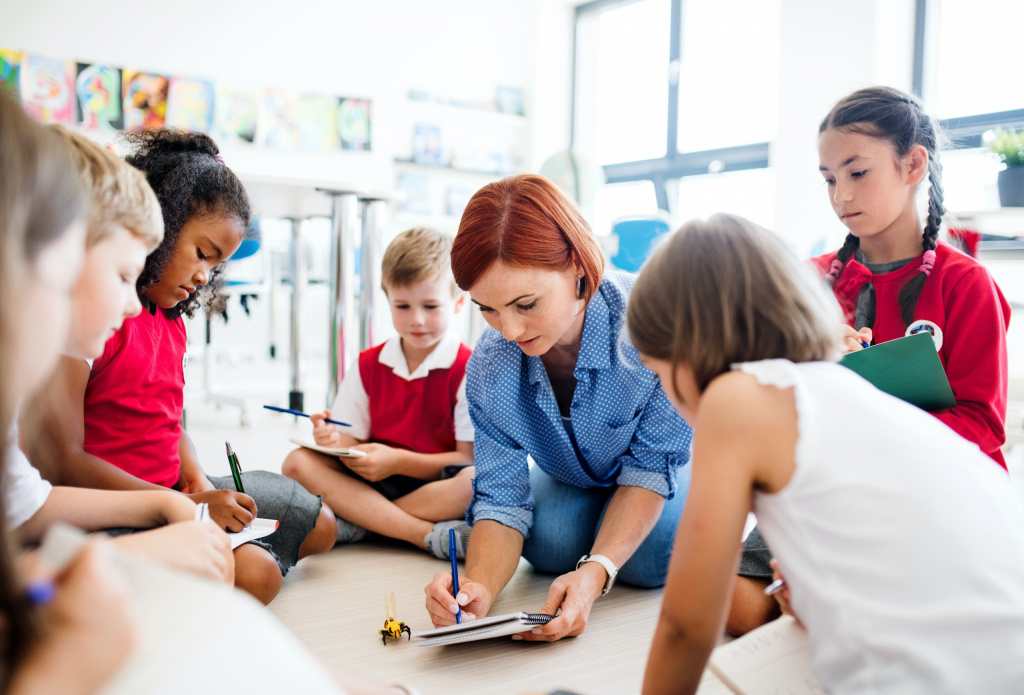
[{"x1": 576, "y1": 274, "x2": 584, "y2": 297}]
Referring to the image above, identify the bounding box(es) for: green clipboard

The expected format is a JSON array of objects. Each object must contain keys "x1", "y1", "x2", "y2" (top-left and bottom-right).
[{"x1": 838, "y1": 331, "x2": 956, "y2": 412}]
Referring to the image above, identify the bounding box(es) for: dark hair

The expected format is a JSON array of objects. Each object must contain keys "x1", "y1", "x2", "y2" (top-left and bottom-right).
[
  {"x1": 0, "y1": 91, "x2": 86, "y2": 684},
  {"x1": 121, "y1": 129, "x2": 252, "y2": 318},
  {"x1": 820, "y1": 86, "x2": 947, "y2": 328}
]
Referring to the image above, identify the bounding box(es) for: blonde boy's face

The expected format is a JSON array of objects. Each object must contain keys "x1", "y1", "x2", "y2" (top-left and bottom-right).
[
  {"x1": 66, "y1": 225, "x2": 148, "y2": 359},
  {"x1": 386, "y1": 276, "x2": 465, "y2": 351}
]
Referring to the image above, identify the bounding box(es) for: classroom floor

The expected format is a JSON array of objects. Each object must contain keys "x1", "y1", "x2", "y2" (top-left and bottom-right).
[
  {"x1": 185, "y1": 355, "x2": 666, "y2": 695},
  {"x1": 184, "y1": 342, "x2": 1024, "y2": 695}
]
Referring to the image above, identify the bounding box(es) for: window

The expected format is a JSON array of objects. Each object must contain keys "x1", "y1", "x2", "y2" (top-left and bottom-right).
[
  {"x1": 917, "y1": 0, "x2": 1024, "y2": 213},
  {"x1": 672, "y1": 168, "x2": 776, "y2": 230},
  {"x1": 578, "y1": 0, "x2": 672, "y2": 166},
  {"x1": 931, "y1": 0, "x2": 1024, "y2": 120},
  {"x1": 676, "y1": 0, "x2": 780, "y2": 153},
  {"x1": 574, "y1": 0, "x2": 778, "y2": 217}
]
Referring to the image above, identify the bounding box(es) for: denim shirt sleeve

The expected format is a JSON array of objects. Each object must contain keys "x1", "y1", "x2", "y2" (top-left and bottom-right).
[
  {"x1": 613, "y1": 377, "x2": 693, "y2": 499},
  {"x1": 464, "y1": 346, "x2": 534, "y2": 537}
]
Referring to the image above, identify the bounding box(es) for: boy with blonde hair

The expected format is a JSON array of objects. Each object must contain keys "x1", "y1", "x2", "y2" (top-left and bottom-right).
[
  {"x1": 283, "y1": 227, "x2": 475, "y2": 560},
  {"x1": 16, "y1": 126, "x2": 233, "y2": 583}
]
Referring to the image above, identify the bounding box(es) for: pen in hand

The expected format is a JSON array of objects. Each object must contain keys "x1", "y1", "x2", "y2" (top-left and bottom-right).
[
  {"x1": 225, "y1": 441, "x2": 245, "y2": 494},
  {"x1": 450, "y1": 528, "x2": 461, "y2": 625},
  {"x1": 262, "y1": 405, "x2": 351, "y2": 427},
  {"x1": 764, "y1": 577, "x2": 786, "y2": 596}
]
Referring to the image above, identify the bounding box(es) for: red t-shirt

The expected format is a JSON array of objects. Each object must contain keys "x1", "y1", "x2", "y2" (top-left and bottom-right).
[
  {"x1": 813, "y1": 242, "x2": 1011, "y2": 468},
  {"x1": 83, "y1": 307, "x2": 186, "y2": 487},
  {"x1": 359, "y1": 342, "x2": 472, "y2": 454}
]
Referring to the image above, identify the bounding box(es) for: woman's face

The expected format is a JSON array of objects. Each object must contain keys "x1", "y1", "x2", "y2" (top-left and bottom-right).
[
  {"x1": 469, "y1": 261, "x2": 586, "y2": 357},
  {"x1": 143, "y1": 214, "x2": 245, "y2": 309},
  {"x1": 11, "y1": 221, "x2": 87, "y2": 400}
]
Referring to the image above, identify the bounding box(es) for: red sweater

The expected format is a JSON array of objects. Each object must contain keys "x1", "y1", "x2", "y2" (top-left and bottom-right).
[
  {"x1": 359, "y1": 342, "x2": 472, "y2": 454},
  {"x1": 813, "y1": 242, "x2": 1011, "y2": 469}
]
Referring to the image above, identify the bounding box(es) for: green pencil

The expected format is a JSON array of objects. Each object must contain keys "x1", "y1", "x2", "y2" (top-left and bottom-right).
[{"x1": 225, "y1": 441, "x2": 245, "y2": 494}]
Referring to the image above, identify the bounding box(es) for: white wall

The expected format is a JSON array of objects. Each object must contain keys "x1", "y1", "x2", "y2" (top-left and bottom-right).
[
  {"x1": 773, "y1": 0, "x2": 917, "y2": 255},
  {"x1": 0, "y1": 0, "x2": 575, "y2": 190}
]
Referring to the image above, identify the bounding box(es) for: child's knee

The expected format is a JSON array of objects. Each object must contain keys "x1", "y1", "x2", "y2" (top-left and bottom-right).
[
  {"x1": 725, "y1": 576, "x2": 779, "y2": 636},
  {"x1": 300, "y1": 505, "x2": 337, "y2": 557},
  {"x1": 281, "y1": 448, "x2": 316, "y2": 482},
  {"x1": 233, "y1": 544, "x2": 283, "y2": 605}
]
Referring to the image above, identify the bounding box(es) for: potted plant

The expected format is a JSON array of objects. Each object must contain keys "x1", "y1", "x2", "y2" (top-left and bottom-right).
[{"x1": 987, "y1": 127, "x2": 1024, "y2": 207}]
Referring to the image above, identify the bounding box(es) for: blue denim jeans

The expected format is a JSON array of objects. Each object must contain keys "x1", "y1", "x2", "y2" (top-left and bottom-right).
[{"x1": 521, "y1": 464, "x2": 691, "y2": 588}]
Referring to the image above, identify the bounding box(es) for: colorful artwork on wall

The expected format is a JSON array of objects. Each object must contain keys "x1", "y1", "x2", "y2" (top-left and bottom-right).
[
  {"x1": 75, "y1": 63, "x2": 123, "y2": 131},
  {"x1": 259, "y1": 88, "x2": 301, "y2": 151},
  {"x1": 20, "y1": 54, "x2": 75, "y2": 124},
  {"x1": 166, "y1": 76, "x2": 215, "y2": 133},
  {"x1": 299, "y1": 94, "x2": 340, "y2": 152},
  {"x1": 337, "y1": 97, "x2": 371, "y2": 151},
  {"x1": 122, "y1": 70, "x2": 169, "y2": 131},
  {"x1": 215, "y1": 86, "x2": 258, "y2": 144},
  {"x1": 0, "y1": 49, "x2": 21, "y2": 95}
]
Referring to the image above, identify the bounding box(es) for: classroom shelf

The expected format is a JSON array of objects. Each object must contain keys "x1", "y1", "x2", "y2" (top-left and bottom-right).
[{"x1": 393, "y1": 158, "x2": 515, "y2": 177}]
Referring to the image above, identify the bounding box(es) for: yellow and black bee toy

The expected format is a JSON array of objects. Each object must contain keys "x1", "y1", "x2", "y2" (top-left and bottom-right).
[{"x1": 379, "y1": 591, "x2": 411, "y2": 645}]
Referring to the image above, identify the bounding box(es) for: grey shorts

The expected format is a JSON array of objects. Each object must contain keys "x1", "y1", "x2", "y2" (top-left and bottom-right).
[
  {"x1": 209, "y1": 470, "x2": 322, "y2": 576},
  {"x1": 738, "y1": 525, "x2": 774, "y2": 579}
]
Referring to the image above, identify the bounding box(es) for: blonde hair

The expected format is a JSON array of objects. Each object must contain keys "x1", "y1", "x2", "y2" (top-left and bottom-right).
[
  {"x1": 381, "y1": 227, "x2": 456, "y2": 294},
  {"x1": 627, "y1": 214, "x2": 842, "y2": 397},
  {"x1": 50, "y1": 126, "x2": 164, "y2": 251}
]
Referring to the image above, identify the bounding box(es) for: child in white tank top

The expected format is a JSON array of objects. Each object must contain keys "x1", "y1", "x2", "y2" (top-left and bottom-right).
[{"x1": 627, "y1": 214, "x2": 1024, "y2": 695}]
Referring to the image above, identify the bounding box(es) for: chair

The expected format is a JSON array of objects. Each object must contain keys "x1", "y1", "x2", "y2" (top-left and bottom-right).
[{"x1": 609, "y1": 216, "x2": 670, "y2": 273}]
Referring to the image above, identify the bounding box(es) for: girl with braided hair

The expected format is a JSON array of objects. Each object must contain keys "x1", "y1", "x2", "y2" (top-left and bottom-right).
[
  {"x1": 726, "y1": 87, "x2": 1012, "y2": 638},
  {"x1": 814, "y1": 86, "x2": 1009, "y2": 468}
]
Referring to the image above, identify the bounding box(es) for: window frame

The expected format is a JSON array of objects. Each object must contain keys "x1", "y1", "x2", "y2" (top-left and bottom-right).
[
  {"x1": 914, "y1": 0, "x2": 1024, "y2": 148},
  {"x1": 572, "y1": 0, "x2": 771, "y2": 211}
]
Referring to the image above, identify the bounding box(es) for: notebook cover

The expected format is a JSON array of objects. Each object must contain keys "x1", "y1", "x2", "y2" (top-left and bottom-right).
[{"x1": 838, "y1": 332, "x2": 956, "y2": 412}]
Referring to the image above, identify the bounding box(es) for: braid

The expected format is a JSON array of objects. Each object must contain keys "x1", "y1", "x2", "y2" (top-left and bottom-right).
[
  {"x1": 896, "y1": 137, "x2": 945, "y2": 327},
  {"x1": 827, "y1": 233, "x2": 860, "y2": 285}
]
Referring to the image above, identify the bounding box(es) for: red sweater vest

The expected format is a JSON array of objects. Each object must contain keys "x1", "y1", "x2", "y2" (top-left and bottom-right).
[
  {"x1": 83, "y1": 308, "x2": 187, "y2": 488},
  {"x1": 359, "y1": 342, "x2": 472, "y2": 454},
  {"x1": 813, "y1": 242, "x2": 1010, "y2": 469}
]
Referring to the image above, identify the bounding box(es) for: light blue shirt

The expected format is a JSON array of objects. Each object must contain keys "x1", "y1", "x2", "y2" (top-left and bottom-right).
[{"x1": 466, "y1": 270, "x2": 694, "y2": 537}]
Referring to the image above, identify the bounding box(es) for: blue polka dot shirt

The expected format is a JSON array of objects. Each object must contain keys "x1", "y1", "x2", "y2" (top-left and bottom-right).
[{"x1": 465, "y1": 270, "x2": 694, "y2": 537}]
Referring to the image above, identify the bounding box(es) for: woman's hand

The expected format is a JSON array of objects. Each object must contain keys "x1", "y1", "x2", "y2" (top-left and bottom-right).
[
  {"x1": 10, "y1": 541, "x2": 135, "y2": 695},
  {"x1": 840, "y1": 325, "x2": 873, "y2": 354},
  {"x1": 113, "y1": 521, "x2": 234, "y2": 584},
  {"x1": 515, "y1": 563, "x2": 606, "y2": 642},
  {"x1": 769, "y1": 559, "x2": 801, "y2": 627},
  {"x1": 345, "y1": 443, "x2": 402, "y2": 482},
  {"x1": 311, "y1": 409, "x2": 345, "y2": 448},
  {"x1": 424, "y1": 570, "x2": 489, "y2": 627},
  {"x1": 185, "y1": 489, "x2": 257, "y2": 532}
]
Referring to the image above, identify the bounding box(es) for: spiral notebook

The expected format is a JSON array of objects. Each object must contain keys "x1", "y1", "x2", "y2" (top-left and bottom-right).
[{"x1": 413, "y1": 612, "x2": 554, "y2": 646}]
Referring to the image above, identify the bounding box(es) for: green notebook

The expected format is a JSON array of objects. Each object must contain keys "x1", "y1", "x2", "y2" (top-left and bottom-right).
[{"x1": 838, "y1": 332, "x2": 956, "y2": 412}]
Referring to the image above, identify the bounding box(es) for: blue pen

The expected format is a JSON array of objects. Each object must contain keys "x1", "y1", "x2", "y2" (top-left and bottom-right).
[
  {"x1": 861, "y1": 341, "x2": 871, "y2": 348},
  {"x1": 262, "y1": 405, "x2": 351, "y2": 427},
  {"x1": 449, "y1": 528, "x2": 461, "y2": 625}
]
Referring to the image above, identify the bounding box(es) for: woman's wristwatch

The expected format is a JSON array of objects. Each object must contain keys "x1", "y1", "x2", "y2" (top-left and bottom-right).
[{"x1": 576, "y1": 554, "x2": 619, "y2": 596}]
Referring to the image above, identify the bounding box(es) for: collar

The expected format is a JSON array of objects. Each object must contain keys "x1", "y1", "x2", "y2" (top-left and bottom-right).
[
  {"x1": 526, "y1": 286, "x2": 612, "y2": 385},
  {"x1": 378, "y1": 331, "x2": 461, "y2": 381}
]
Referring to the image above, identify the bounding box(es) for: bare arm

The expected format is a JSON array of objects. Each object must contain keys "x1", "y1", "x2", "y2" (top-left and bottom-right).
[
  {"x1": 16, "y1": 487, "x2": 197, "y2": 545},
  {"x1": 21, "y1": 356, "x2": 165, "y2": 491},
  {"x1": 642, "y1": 372, "x2": 796, "y2": 695}
]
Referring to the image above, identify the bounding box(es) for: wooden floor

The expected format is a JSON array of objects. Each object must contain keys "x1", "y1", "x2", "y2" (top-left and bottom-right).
[{"x1": 268, "y1": 541, "x2": 664, "y2": 695}]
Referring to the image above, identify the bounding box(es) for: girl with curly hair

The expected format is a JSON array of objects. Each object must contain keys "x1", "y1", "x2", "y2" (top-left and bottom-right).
[{"x1": 25, "y1": 129, "x2": 337, "y2": 605}]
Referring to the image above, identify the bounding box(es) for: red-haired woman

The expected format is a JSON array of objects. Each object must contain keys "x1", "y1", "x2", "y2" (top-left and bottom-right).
[{"x1": 423, "y1": 175, "x2": 694, "y2": 641}]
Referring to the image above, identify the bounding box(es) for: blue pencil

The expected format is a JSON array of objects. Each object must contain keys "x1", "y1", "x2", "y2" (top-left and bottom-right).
[
  {"x1": 262, "y1": 405, "x2": 351, "y2": 427},
  {"x1": 450, "y1": 528, "x2": 461, "y2": 625}
]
